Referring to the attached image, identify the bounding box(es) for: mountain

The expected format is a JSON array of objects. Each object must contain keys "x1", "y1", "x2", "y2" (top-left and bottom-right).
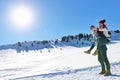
[
  {"x1": 0, "y1": 33, "x2": 92, "y2": 53},
  {"x1": 0, "y1": 31, "x2": 119, "y2": 53},
  {"x1": 0, "y1": 31, "x2": 120, "y2": 80}
]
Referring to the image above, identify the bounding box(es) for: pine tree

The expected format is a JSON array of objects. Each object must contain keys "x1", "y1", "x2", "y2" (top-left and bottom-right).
[
  {"x1": 61, "y1": 36, "x2": 67, "y2": 42},
  {"x1": 114, "y1": 30, "x2": 120, "y2": 33},
  {"x1": 83, "y1": 34, "x2": 87, "y2": 40},
  {"x1": 18, "y1": 42, "x2": 22, "y2": 47},
  {"x1": 42, "y1": 40, "x2": 48, "y2": 45},
  {"x1": 55, "y1": 39, "x2": 58, "y2": 44},
  {"x1": 78, "y1": 33, "x2": 83, "y2": 41},
  {"x1": 31, "y1": 43, "x2": 34, "y2": 47},
  {"x1": 69, "y1": 35, "x2": 74, "y2": 40},
  {"x1": 82, "y1": 41, "x2": 84, "y2": 45},
  {"x1": 66, "y1": 36, "x2": 69, "y2": 42},
  {"x1": 108, "y1": 31, "x2": 111, "y2": 35}
]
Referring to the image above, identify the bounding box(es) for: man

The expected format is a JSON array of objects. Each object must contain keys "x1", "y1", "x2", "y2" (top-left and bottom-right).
[{"x1": 84, "y1": 25, "x2": 98, "y2": 56}]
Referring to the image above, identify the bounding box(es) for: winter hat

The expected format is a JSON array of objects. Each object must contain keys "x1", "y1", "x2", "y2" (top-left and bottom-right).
[{"x1": 99, "y1": 19, "x2": 106, "y2": 24}]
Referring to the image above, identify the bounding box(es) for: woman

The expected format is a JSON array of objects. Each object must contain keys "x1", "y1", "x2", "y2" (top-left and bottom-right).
[
  {"x1": 97, "y1": 20, "x2": 110, "y2": 42},
  {"x1": 97, "y1": 19, "x2": 111, "y2": 76}
]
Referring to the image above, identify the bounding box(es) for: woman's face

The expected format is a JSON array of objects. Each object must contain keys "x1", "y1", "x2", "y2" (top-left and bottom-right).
[{"x1": 99, "y1": 23, "x2": 104, "y2": 28}]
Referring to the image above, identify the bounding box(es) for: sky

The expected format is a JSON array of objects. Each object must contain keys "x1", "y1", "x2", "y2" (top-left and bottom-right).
[{"x1": 0, "y1": 0, "x2": 120, "y2": 45}]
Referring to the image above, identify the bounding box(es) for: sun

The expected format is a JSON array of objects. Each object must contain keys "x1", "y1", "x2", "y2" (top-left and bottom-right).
[{"x1": 9, "y1": 4, "x2": 36, "y2": 31}]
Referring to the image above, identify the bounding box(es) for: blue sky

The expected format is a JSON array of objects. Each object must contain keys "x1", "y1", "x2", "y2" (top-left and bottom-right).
[{"x1": 0, "y1": 0, "x2": 120, "y2": 45}]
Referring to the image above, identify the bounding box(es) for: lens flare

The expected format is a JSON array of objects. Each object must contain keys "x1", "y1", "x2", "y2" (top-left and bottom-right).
[{"x1": 9, "y1": 4, "x2": 36, "y2": 31}]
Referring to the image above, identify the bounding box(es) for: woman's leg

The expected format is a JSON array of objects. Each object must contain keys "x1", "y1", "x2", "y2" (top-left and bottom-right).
[
  {"x1": 100, "y1": 45, "x2": 111, "y2": 76},
  {"x1": 97, "y1": 37, "x2": 111, "y2": 75},
  {"x1": 101, "y1": 49, "x2": 110, "y2": 70},
  {"x1": 98, "y1": 50, "x2": 105, "y2": 74}
]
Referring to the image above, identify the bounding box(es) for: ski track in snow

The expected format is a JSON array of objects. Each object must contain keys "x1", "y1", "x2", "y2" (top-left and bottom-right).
[
  {"x1": 0, "y1": 40, "x2": 120, "y2": 80},
  {"x1": 12, "y1": 62, "x2": 120, "y2": 80}
]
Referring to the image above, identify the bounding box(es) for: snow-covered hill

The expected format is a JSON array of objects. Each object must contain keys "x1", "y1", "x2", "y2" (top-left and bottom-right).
[
  {"x1": 0, "y1": 32, "x2": 119, "y2": 53},
  {"x1": 0, "y1": 32, "x2": 120, "y2": 80},
  {"x1": 0, "y1": 33, "x2": 92, "y2": 53},
  {"x1": 111, "y1": 32, "x2": 120, "y2": 40}
]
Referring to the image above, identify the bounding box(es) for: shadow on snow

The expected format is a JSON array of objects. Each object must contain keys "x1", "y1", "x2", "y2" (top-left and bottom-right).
[{"x1": 11, "y1": 61, "x2": 120, "y2": 80}]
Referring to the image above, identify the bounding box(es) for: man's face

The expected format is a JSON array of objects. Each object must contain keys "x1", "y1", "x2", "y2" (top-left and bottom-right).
[{"x1": 90, "y1": 27, "x2": 95, "y2": 31}]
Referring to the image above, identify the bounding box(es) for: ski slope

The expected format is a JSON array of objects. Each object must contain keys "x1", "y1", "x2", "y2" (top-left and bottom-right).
[{"x1": 0, "y1": 40, "x2": 120, "y2": 80}]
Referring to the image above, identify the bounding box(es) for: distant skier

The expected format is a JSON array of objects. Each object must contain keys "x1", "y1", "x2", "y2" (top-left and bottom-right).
[{"x1": 85, "y1": 20, "x2": 111, "y2": 76}]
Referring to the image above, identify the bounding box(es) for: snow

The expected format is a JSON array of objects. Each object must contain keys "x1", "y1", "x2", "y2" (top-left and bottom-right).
[
  {"x1": 111, "y1": 32, "x2": 120, "y2": 40},
  {"x1": 16, "y1": 62, "x2": 120, "y2": 80},
  {"x1": 0, "y1": 32, "x2": 120, "y2": 80},
  {"x1": 0, "y1": 35, "x2": 92, "y2": 53}
]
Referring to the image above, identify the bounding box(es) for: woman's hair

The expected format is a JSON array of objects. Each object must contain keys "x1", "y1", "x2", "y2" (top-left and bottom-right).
[
  {"x1": 99, "y1": 19, "x2": 108, "y2": 30},
  {"x1": 99, "y1": 24, "x2": 108, "y2": 30}
]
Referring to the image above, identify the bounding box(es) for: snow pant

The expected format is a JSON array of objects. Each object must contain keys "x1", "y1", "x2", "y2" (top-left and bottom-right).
[
  {"x1": 89, "y1": 42, "x2": 95, "y2": 51},
  {"x1": 97, "y1": 37, "x2": 110, "y2": 70}
]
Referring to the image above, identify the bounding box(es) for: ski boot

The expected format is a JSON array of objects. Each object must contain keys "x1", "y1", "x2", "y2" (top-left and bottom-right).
[
  {"x1": 104, "y1": 69, "x2": 111, "y2": 76},
  {"x1": 84, "y1": 50, "x2": 91, "y2": 54},
  {"x1": 99, "y1": 68, "x2": 105, "y2": 74},
  {"x1": 92, "y1": 50, "x2": 98, "y2": 56}
]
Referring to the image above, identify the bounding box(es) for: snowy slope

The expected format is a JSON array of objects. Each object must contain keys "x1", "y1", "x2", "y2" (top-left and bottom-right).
[
  {"x1": 0, "y1": 40, "x2": 120, "y2": 80},
  {"x1": 0, "y1": 32, "x2": 120, "y2": 80},
  {"x1": 0, "y1": 33, "x2": 92, "y2": 53},
  {"x1": 14, "y1": 62, "x2": 120, "y2": 80},
  {"x1": 111, "y1": 32, "x2": 120, "y2": 40},
  {"x1": 0, "y1": 32, "x2": 119, "y2": 53}
]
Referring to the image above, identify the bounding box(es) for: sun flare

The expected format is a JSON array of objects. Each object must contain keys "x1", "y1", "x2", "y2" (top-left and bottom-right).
[{"x1": 9, "y1": 4, "x2": 36, "y2": 31}]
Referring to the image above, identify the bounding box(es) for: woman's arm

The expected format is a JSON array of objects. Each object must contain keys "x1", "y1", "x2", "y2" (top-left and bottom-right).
[{"x1": 99, "y1": 28, "x2": 110, "y2": 38}]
